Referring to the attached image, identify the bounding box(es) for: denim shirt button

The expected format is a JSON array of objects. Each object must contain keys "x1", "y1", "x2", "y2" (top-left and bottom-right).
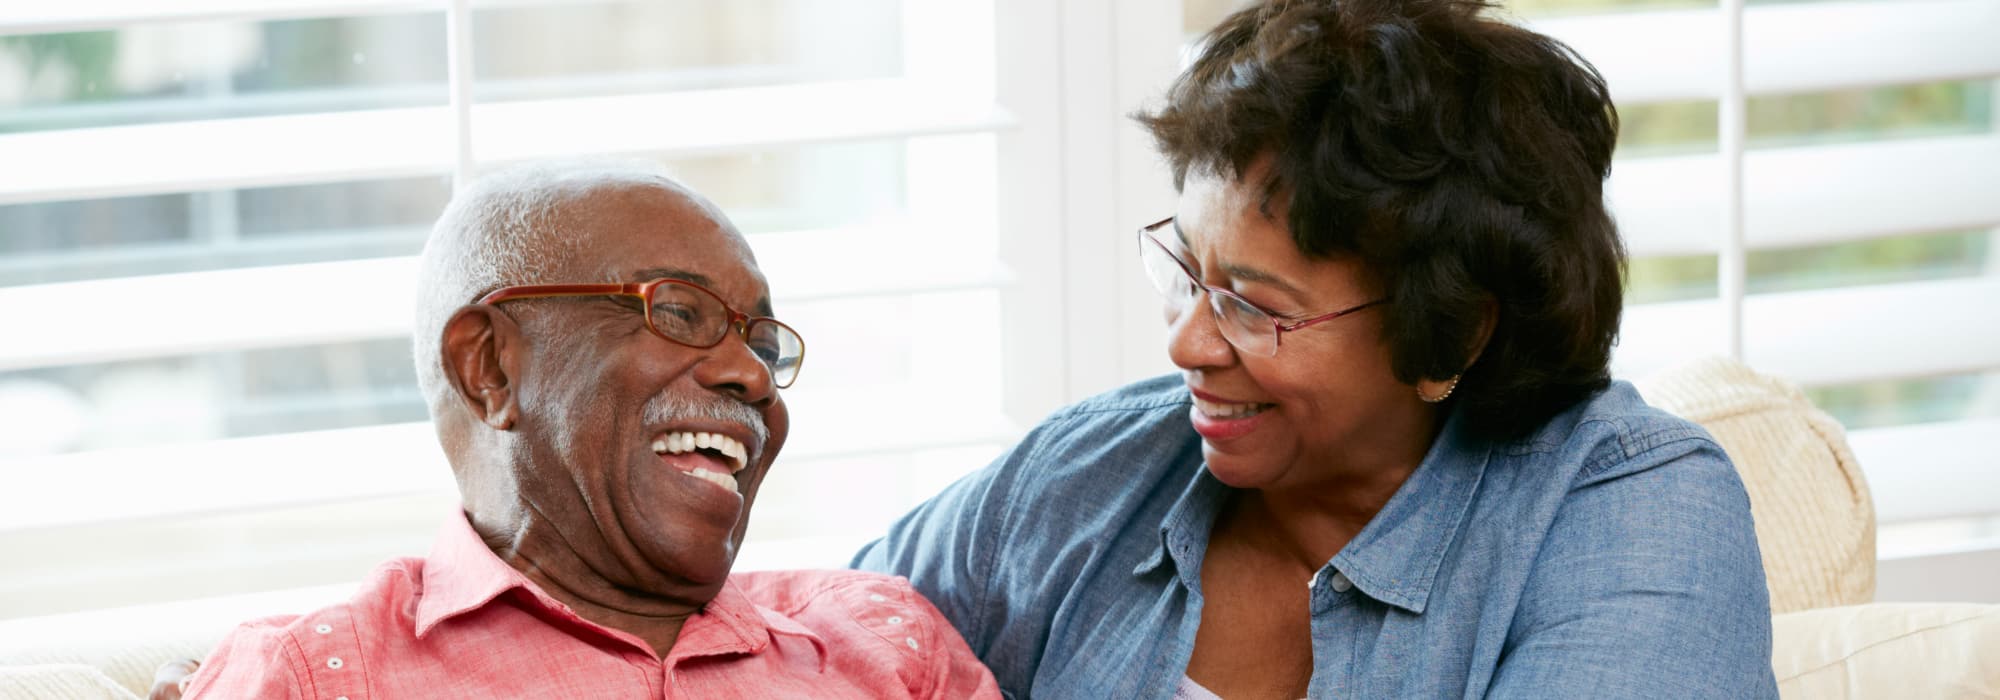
[{"x1": 1330, "y1": 572, "x2": 1353, "y2": 593}]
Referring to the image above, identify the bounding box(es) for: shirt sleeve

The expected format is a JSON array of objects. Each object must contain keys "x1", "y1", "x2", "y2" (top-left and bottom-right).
[
  {"x1": 1487, "y1": 431, "x2": 1780, "y2": 699},
  {"x1": 849, "y1": 419, "x2": 1055, "y2": 658},
  {"x1": 909, "y1": 585, "x2": 1004, "y2": 699},
  {"x1": 183, "y1": 617, "x2": 308, "y2": 700}
]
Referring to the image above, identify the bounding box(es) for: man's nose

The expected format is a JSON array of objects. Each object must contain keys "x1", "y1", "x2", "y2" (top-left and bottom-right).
[{"x1": 694, "y1": 328, "x2": 776, "y2": 406}]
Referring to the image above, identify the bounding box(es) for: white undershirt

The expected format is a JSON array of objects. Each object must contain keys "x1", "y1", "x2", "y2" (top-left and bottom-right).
[
  {"x1": 1175, "y1": 675, "x2": 1308, "y2": 700},
  {"x1": 1174, "y1": 675, "x2": 1227, "y2": 700}
]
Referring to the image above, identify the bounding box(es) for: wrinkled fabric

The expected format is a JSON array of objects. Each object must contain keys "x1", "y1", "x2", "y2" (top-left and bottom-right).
[
  {"x1": 855, "y1": 374, "x2": 1778, "y2": 699},
  {"x1": 188, "y1": 514, "x2": 998, "y2": 699}
]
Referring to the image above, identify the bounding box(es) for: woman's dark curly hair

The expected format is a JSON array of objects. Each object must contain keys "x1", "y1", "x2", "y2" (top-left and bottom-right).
[{"x1": 1136, "y1": 0, "x2": 1625, "y2": 439}]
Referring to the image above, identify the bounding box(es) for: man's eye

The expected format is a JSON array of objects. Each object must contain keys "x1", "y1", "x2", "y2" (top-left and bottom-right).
[{"x1": 652, "y1": 304, "x2": 699, "y2": 322}]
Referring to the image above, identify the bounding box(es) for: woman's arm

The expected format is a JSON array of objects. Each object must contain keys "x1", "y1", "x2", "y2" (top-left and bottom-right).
[
  {"x1": 1488, "y1": 434, "x2": 1779, "y2": 699},
  {"x1": 849, "y1": 422, "x2": 1052, "y2": 659}
]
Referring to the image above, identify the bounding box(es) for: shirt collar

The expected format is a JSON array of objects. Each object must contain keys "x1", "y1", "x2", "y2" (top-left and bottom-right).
[
  {"x1": 1132, "y1": 408, "x2": 1491, "y2": 615},
  {"x1": 668, "y1": 579, "x2": 827, "y2": 667},
  {"x1": 1134, "y1": 462, "x2": 1228, "y2": 593},
  {"x1": 414, "y1": 512, "x2": 541, "y2": 638},
  {"x1": 412, "y1": 512, "x2": 825, "y2": 665},
  {"x1": 1330, "y1": 407, "x2": 1491, "y2": 614}
]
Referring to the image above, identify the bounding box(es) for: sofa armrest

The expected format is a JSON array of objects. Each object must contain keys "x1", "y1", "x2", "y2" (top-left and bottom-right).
[
  {"x1": 1774, "y1": 602, "x2": 2000, "y2": 699},
  {"x1": 0, "y1": 663, "x2": 141, "y2": 699},
  {"x1": 0, "y1": 583, "x2": 351, "y2": 697}
]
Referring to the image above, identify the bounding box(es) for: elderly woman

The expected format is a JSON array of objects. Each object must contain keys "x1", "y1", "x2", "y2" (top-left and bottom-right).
[{"x1": 854, "y1": 0, "x2": 1775, "y2": 697}]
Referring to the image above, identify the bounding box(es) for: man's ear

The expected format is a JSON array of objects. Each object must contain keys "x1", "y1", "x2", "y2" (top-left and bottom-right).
[{"x1": 440, "y1": 305, "x2": 524, "y2": 430}]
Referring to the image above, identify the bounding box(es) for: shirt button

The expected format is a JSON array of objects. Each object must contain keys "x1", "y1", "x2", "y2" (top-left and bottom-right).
[
  {"x1": 314, "y1": 624, "x2": 333, "y2": 635},
  {"x1": 1330, "y1": 572, "x2": 1353, "y2": 593},
  {"x1": 887, "y1": 616, "x2": 904, "y2": 625},
  {"x1": 326, "y1": 657, "x2": 344, "y2": 670},
  {"x1": 869, "y1": 594, "x2": 887, "y2": 603},
  {"x1": 905, "y1": 637, "x2": 920, "y2": 650}
]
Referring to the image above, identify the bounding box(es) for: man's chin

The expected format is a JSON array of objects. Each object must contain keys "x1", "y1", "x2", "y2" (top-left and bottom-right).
[{"x1": 626, "y1": 530, "x2": 739, "y2": 588}]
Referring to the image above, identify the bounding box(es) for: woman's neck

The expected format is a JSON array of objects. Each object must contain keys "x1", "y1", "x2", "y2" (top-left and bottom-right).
[{"x1": 1228, "y1": 407, "x2": 1443, "y2": 571}]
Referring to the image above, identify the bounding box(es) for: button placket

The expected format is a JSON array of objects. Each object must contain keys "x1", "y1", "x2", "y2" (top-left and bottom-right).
[{"x1": 1311, "y1": 570, "x2": 1358, "y2": 614}]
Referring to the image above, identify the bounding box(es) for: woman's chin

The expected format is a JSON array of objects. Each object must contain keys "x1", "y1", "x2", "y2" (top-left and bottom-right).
[{"x1": 1200, "y1": 445, "x2": 1284, "y2": 490}]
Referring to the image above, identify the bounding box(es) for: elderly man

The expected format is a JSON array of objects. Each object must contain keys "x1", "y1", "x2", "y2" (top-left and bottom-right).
[{"x1": 176, "y1": 161, "x2": 998, "y2": 698}]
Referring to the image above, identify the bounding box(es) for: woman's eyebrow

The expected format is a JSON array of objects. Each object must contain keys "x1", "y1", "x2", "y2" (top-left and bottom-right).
[
  {"x1": 1175, "y1": 220, "x2": 1308, "y2": 300},
  {"x1": 1221, "y1": 262, "x2": 1307, "y2": 300}
]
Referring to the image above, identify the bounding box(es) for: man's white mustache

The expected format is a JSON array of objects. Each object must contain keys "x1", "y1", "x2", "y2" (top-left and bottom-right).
[{"x1": 642, "y1": 393, "x2": 769, "y2": 449}]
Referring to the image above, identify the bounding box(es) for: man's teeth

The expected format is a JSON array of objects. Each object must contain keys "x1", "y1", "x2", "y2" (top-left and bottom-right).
[
  {"x1": 683, "y1": 468, "x2": 738, "y2": 493},
  {"x1": 648, "y1": 431, "x2": 749, "y2": 473},
  {"x1": 1193, "y1": 396, "x2": 1269, "y2": 419}
]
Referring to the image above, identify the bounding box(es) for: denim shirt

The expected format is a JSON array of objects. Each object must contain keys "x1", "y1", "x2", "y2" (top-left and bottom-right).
[{"x1": 853, "y1": 374, "x2": 1778, "y2": 699}]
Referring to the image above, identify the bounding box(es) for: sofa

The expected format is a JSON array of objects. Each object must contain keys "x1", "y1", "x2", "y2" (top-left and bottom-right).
[
  {"x1": 1634, "y1": 357, "x2": 1999, "y2": 698},
  {"x1": 2, "y1": 357, "x2": 1995, "y2": 698}
]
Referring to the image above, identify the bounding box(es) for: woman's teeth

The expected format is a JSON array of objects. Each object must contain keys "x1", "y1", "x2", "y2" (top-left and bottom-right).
[
  {"x1": 1193, "y1": 396, "x2": 1270, "y2": 419},
  {"x1": 649, "y1": 431, "x2": 749, "y2": 473}
]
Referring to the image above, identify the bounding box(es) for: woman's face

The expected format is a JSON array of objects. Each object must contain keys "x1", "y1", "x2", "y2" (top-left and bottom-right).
[{"x1": 1166, "y1": 165, "x2": 1432, "y2": 489}]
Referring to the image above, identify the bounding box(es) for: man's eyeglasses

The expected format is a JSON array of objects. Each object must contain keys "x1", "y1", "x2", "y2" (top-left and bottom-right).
[
  {"x1": 1137, "y1": 217, "x2": 1387, "y2": 357},
  {"x1": 479, "y1": 279, "x2": 805, "y2": 388}
]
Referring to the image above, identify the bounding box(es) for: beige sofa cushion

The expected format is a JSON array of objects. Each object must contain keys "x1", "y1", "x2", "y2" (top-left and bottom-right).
[
  {"x1": 1, "y1": 637, "x2": 220, "y2": 699},
  {"x1": 1774, "y1": 603, "x2": 2000, "y2": 699},
  {"x1": 0, "y1": 583, "x2": 349, "y2": 698},
  {"x1": 0, "y1": 663, "x2": 139, "y2": 699},
  {"x1": 1636, "y1": 356, "x2": 1876, "y2": 614}
]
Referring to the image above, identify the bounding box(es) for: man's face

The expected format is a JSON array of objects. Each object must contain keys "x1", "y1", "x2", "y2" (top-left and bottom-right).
[{"x1": 503, "y1": 183, "x2": 790, "y2": 592}]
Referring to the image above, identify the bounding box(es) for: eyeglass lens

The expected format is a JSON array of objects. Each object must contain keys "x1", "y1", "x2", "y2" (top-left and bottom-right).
[
  {"x1": 646, "y1": 282, "x2": 804, "y2": 386},
  {"x1": 1138, "y1": 229, "x2": 1280, "y2": 356}
]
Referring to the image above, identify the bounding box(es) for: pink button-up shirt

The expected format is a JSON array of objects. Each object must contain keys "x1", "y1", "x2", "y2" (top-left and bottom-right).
[{"x1": 185, "y1": 515, "x2": 999, "y2": 699}]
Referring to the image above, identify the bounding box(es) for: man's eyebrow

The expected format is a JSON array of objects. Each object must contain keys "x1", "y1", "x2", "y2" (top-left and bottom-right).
[
  {"x1": 630, "y1": 267, "x2": 713, "y2": 287},
  {"x1": 631, "y1": 267, "x2": 776, "y2": 317},
  {"x1": 1171, "y1": 219, "x2": 1308, "y2": 301}
]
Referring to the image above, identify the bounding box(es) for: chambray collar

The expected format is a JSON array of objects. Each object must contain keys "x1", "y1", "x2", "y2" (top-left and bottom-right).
[
  {"x1": 414, "y1": 512, "x2": 823, "y2": 662},
  {"x1": 1132, "y1": 462, "x2": 1228, "y2": 593},
  {"x1": 1330, "y1": 408, "x2": 1491, "y2": 614},
  {"x1": 1134, "y1": 407, "x2": 1491, "y2": 615}
]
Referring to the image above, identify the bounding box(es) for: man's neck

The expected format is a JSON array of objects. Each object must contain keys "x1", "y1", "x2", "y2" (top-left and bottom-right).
[{"x1": 477, "y1": 515, "x2": 712, "y2": 659}]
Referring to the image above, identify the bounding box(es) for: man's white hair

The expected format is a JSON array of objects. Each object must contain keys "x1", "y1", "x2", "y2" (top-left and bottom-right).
[{"x1": 411, "y1": 158, "x2": 679, "y2": 414}]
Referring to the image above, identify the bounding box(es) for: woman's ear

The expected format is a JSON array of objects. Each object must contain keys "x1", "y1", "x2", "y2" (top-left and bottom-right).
[
  {"x1": 1464, "y1": 296, "x2": 1498, "y2": 367},
  {"x1": 1416, "y1": 298, "x2": 1498, "y2": 403},
  {"x1": 440, "y1": 305, "x2": 524, "y2": 430}
]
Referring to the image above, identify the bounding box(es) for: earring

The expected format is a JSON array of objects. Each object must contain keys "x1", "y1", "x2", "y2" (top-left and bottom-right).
[{"x1": 1418, "y1": 375, "x2": 1461, "y2": 403}]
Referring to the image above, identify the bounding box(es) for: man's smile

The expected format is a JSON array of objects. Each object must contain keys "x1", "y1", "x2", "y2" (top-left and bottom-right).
[{"x1": 652, "y1": 430, "x2": 749, "y2": 493}]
